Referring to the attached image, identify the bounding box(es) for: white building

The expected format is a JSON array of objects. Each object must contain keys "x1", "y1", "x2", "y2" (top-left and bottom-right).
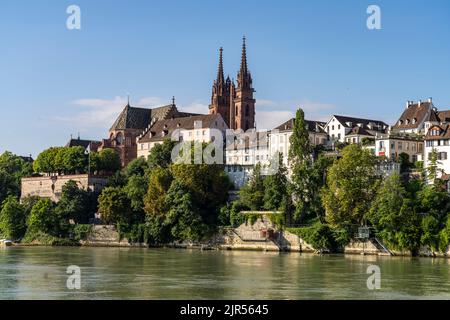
[
  {"x1": 136, "y1": 114, "x2": 228, "y2": 159},
  {"x1": 375, "y1": 133, "x2": 424, "y2": 163},
  {"x1": 224, "y1": 118, "x2": 328, "y2": 189},
  {"x1": 324, "y1": 115, "x2": 388, "y2": 144},
  {"x1": 269, "y1": 118, "x2": 328, "y2": 168},
  {"x1": 424, "y1": 123, "x2": 450, "y2": 180}
]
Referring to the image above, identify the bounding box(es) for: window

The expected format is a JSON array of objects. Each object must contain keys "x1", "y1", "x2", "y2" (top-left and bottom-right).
[
  {"x1": 398, "y1": 142, "x2": 402, "y2": 150},
  {"x1": 426, "y1": 140, "x2": 433, "y2": 147},
  {"x1": 444, "y1": 140, "x2": 450, "y2": 146},
  {"x1": 338, "y1": 133, "x2": 341, "y2": 139},
  {"x1": 338, "y1": 125, "x2": 341, "y2": 130},
  {"x1": 332, "y1": 125, "x2": 335, "y2": 130},
  {"x1": 439, "y1": 152, "x2": 448, "y2": 160}
]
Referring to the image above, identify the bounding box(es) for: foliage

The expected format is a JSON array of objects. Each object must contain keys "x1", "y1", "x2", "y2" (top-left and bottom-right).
[
  {"x1": 71, "y1": 224, "x2": 93, "y2": 241},
  {"x1": 288, "y1": 221, "x2": 338, "y2": 251},
  {"x1": 288, "y1": 108, "x2": 311, "y2": 164},
  {"x1": 263, "y1": 153, "x2": 288, "y2": 211},
  {"x1": 0, "y1": 196, "x2": 27, "y2": 240},
  {"x1": 398, "y1": 152, "x2": 412, "y2": 173},
  {"x1": 98, "y1": 187, "x2": 132, "y2": 224},
  {"x1": 165, "y1": 180, "x2": 208, "y2": 241},
  {"x1": 239, "y1": 163, "x2": 265, "y2": 211},
  {"x1": 147, "y1": 139, "x2": 177, "y2": 169},
  {"x1": 0, "y1": 151, "x2": 33, "y2": 205},
  {"x1": 368, "y1": 174, "x2": 422, "y2": 252},
  {"x1": 426, "y1": 148, "x2": 444, "y2": 185},
  {"x1": 55, "y1": 180, "x2": 92, "y2": 224},
  {"x1": 124, "y1": 174, "x2": 148, "y2": 213},
  {"x1": 34, "y1": 147, "x2": 88, "y2": 175},
  {"x1": 91, "y1": 148, "x2": 121, "y2": 173},
  {"x1": 322, "y1": 144, "x2": 380, "y2": 228},
  {"x1": 123, "y1": 157, "x2": 149, "y2": 178}
]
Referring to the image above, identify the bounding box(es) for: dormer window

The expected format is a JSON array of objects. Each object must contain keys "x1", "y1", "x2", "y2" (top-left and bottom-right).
[
  {"x1": 412, "y1": 118, "x2": 417, "y2": 124},
  {"x1": 405, "y1": 119, "x2": 410, "y2": 125},
  {"x1": 398, "y1": 120, "x2": 403, "y2": 125}
]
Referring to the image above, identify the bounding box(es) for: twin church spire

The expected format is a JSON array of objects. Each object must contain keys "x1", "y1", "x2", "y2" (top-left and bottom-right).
[{"x1": 209, "y1": 37, "x2": 255, "y2": 131}]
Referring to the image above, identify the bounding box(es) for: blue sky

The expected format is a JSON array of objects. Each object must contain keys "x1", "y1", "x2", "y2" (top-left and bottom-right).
[{"x1": 1, "y1": 0, "x2": 449, "y2": 157}]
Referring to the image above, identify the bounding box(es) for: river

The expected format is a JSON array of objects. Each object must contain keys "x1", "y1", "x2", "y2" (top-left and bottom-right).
[{"x1": 0, "y1": 247, "x2": 449, "y2": 299}]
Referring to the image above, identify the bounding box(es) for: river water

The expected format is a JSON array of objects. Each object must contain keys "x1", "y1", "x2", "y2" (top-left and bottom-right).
[{"x1": 0, "y1": 247, "x2": 449, "y2": 300}]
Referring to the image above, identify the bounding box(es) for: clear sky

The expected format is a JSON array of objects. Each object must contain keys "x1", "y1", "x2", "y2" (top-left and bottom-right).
[{"x1": 1, "y1": 0, "x2": 449, "y2": 157}]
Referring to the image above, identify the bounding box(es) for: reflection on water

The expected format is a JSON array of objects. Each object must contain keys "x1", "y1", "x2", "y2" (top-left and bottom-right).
[{"x1": 0, "y1": 247, "x2": 449, "y2": 300}]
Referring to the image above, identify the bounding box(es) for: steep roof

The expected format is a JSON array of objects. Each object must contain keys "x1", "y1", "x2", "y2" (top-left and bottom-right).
[
  {"x1": 437, "y1": 110, "x2": 450, "y2": 123},
  {"x1": 110, "y1": 104, "x2": 179, "y2": 131},
  {"x1": 425, "y1": 124, "x2": 450, "y2": 140},
  {"x1": 346, "y1": 126, "x2": 373, "y2": 137},
  {"x1": 138, "y1": 114, "x2": 225, "y2": 143},
  {"x1": 393, "y1": 101, "x2": 432, "y2": 129},
  {"x1": 273, "y1": 118, "x2": 326, "y2": 133}
]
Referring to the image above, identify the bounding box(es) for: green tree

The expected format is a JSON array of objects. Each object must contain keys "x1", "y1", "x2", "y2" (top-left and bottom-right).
[
  {"x1": 55, "y1": 180, "x2": 92, "y2": 224},
  {"x1": 123, "y1": 157, "x2": 149, "y2": 178},
  {"x1": 97, "y1": 148, "x2": 121, "y2": 173},
  {"x1": 263, "y1": 153, "x2": 288, "y2": 211},
  {"x1": 124, "y1": 174, "x2": 148, "y2": 213},
  {"x1": 0, "y1": 196, "x2": 27, "y2": 240},
  {"x1": 33, "y1": 147, "x2": 60, "y2": 174},
  {"x1": 165, "y1": 180, "x2": 206, "y2": 241},
  {"x1": 399, "y1": 152, "x2": 412, "y2": 173},
  {"x1": 322, "y1": 144, "x2": 380, "y2": 228},
  {"x1": 61, "y1": 146, "x2": 88, "y2": 174},
  {"x1": 426, "y1": 148, "x2": 444, "y2": 185},
  {"x1": 26, "y1": 198, "x2": 56, "y2": 235},
  {"x1": 148, "y1": 139, "x2": 177, "y2": 169},
  {"x1": 98, "y1": 187, "x2": 132, "y2": 224},
  {"x1": 0, "y1": 170, "x2": 19, "y2": 207},
  {"x1": 239, "y1": 163, "x2": 265, "y2": 211}
]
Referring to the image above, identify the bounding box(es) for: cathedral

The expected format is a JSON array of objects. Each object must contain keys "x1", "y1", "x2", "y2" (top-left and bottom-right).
[
  {"x1": 98, "y1": 37, "x2": 256, "y2": 167},
  {"x1": 209, "y1": 37, "x2": 256, "y2": 131}
]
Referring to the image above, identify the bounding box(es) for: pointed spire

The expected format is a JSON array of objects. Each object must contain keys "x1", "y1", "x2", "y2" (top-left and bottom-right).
[
  {"x1": 240, "y1": 36, "x2": 248, "y2": 76},
  {"x1": 172, "y1": 96, "x2": 176, "y2": 106},
  {"x1": 217, "y1": 47, "x2": 225, "y2": 84}
]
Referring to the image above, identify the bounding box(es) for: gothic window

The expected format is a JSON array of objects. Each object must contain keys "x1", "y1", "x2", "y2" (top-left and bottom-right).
[{"x1": 116, "y1": 132, "x2": 124, "y2": 145}]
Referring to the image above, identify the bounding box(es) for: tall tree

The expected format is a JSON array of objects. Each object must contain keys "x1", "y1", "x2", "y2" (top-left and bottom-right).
[
  {"x1": 55, "y1": 180, "x2": 92, "y2": 224},
  {"x1": 322, "y1": 144, "x2": 380, "y2": 228},
  {"x1": 239, "y1": 163, "x2": 265, "y2": 211},
  {"x1": 263, "y1": 153, "x2": 288, "y2": 211},
  {"x1": 98, "y1": 187, "x2": 132, "y2": 224},
  {"x1": 0, "y1": 196, "x2": 27, "y2": 240}
]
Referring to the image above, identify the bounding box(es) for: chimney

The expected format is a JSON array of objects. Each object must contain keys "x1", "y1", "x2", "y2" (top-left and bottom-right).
[
  {"x1": 418, "y1": 100, "x2": 422, "y2": 107},
  {"x1": 428, "y1": 97, "x2": 432, "y2": 103}
]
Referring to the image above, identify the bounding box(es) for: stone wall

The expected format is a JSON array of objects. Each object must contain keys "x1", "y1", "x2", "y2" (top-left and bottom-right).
[
  {"x1": 80, "y1": 225, "x2": 136, "y2": 247},
  {"x1": 21, "y1": 174, "x2": 109, "y2": 202}
]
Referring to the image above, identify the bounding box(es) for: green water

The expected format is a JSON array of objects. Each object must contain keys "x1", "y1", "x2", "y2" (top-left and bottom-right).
[{"x1": 0, "y1": 247, "x2": 449, "y2": 300}]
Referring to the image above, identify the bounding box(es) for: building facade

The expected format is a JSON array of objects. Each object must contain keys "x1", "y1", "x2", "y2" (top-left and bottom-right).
[
  {"x1": 136, "y1": 114, "x2": 228, "y2": 159},
  {"x1": 324, "y1": 115, "x2": 388, "y2": 144},
  {"x1": 21, "y1": 174, "x2": 109, "y2": 202},
  {"x1": 375, "y1": 133, "x2": 424, "y2": 163}
]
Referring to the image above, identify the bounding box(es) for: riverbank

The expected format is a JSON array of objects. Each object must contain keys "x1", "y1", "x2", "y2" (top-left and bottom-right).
[{"x1": 10, "y1": 223, "x2": 450, "y2": 258}]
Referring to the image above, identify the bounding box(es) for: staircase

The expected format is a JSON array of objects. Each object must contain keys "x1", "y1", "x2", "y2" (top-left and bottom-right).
[{"x1": 372, "y1": 237, "x2": 394, "y2": 256}]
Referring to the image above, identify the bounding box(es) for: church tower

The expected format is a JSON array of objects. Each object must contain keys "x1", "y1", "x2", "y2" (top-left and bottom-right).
[
  {"x1": 209, "y1": 47, "x2": 232, "y2": 128},
  {"x1": 233, "y1": 37, "x2": 255, "y2": 131}
]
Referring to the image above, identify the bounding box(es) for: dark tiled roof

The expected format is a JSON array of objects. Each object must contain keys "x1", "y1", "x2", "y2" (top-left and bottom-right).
[
  {"x1": 333, "y1": 115, "x2": 388, "y2": 130},
  {"x1": 138, "y1": 114, "x2": 225, "y2": 143},
  {"x1": 393, "y1": 102, "x2": 432, "y2": 129},
  {"x1": 66, "y1": 139, "x2": 99, "y2": 148},
  {"x1": 273, "y1": 118, "x2": 326, "y2": 133},
  {"x1": 346, "y1": 126, "x2": 373, "y2": 136},
  {"x1": 110, "y1": 104, "x2": 181, "y2": 131},
  {"x1": 425, "y1": 124, "x2": 450, "y2": 140},
  {"x1": 437, "y1": 110, "x2": 450, "y2": 123}
]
